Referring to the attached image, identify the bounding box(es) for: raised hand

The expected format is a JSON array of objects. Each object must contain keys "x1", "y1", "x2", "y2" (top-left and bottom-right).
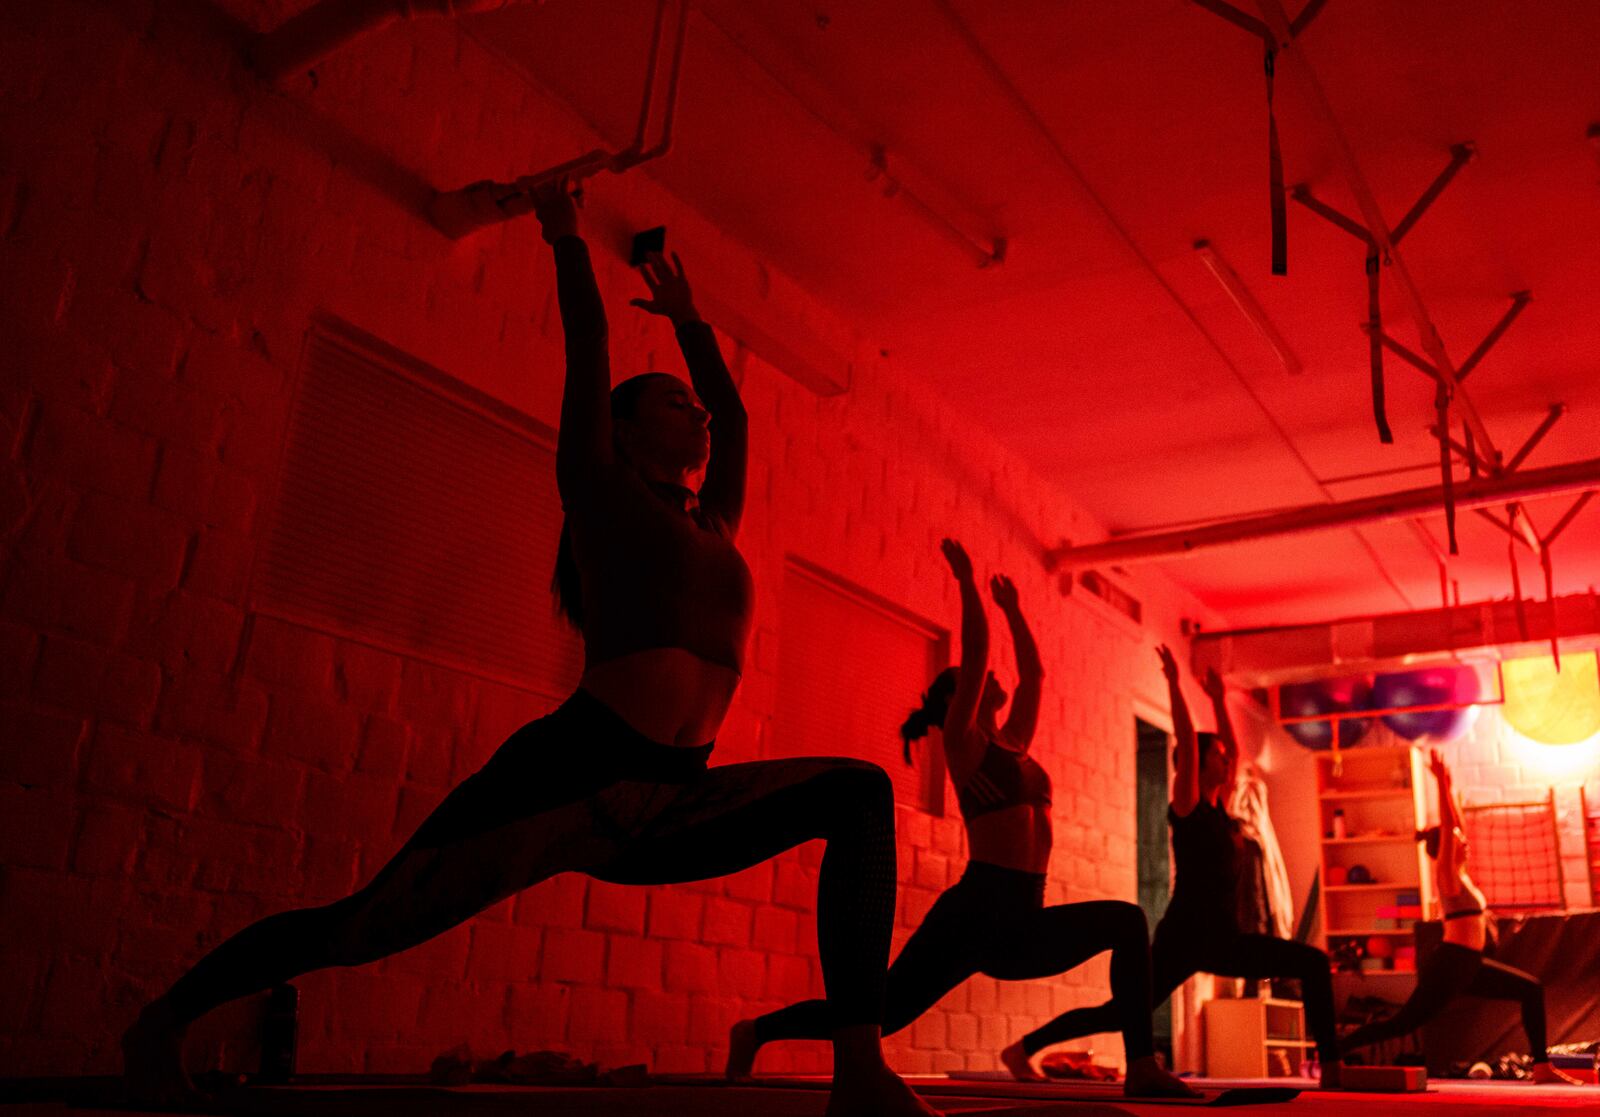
[
  {"x1": 1202, "y1": 667, "x2": 1226, "y2": 700},
  {"x1": 1156, "y1": 644, "x2": 1180, "y2": 684},
  {"x1": 940, "y1": 538, "x2": 974, "y2": 583},
  {"x1": 1428, "y1": 747, "x2": 1449, "y2": 780},
  {"x1": 989, "y1": 573, "x2": 1019, "y2": 612},
  {"x1": 630, "y1": 251, "x2": 700, "y2": 324},
  {"x1": 531, "y1": 178, "x2": 580, "y2": 245}
]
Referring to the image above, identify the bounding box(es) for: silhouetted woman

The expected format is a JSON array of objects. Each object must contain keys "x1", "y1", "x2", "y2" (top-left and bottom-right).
[
  {"x1": 1340, "y1": 749, "x2": 1578, "y2": 1084},
  {"x1": 123, "y1": 182, "x2": 935, "y2": 1117},
  {"x1": 1017, "y1": 647, "x2": 1346, "y2": 1086},
  {"x1": 727, "y1": 539, "x2": 1195, "y2": 1098}
]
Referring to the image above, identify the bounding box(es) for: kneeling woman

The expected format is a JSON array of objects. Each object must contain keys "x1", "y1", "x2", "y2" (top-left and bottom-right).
[
  {"x1": 1018, "y1": 648, "x2": 1346, "y2": 1086},
  {"x1": 1340, "y1": 749, "x2": 1578, "y2": 1084},
  {"x1": 729, "y1": 539, "x2": 1194, "y2": 1098},
  {"x1": 122, "y1": 182, "x2": 935, "y2": 1117}
]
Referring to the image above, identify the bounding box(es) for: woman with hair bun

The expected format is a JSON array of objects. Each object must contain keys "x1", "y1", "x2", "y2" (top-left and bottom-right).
[{"x1": 728, "y1": 539, "x2": 1195, "y2": 1098}]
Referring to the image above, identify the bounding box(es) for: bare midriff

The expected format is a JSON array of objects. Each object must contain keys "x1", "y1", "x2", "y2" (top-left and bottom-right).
[
  {"x1": 967, "y1": 804, "x2": 1054, "y2": 875},
  {"x1": 1438, "y1": 869, "x2": 1488, "y2": 950},
  {"x1": 580, "y1": 648, "x2": 741, "y2": 747}
]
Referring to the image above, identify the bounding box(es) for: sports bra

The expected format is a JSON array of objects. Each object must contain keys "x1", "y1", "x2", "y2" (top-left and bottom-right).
[
  {"x1": 956, "y1": 739, "x2": 1052, "y2": 819},
  {"x1": 570, "y1": 465, "x2": 754, "y2": 673}
]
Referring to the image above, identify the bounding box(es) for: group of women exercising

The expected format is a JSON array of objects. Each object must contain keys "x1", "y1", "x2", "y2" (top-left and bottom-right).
[{"x1": 121, "y1": 182, "x2": 1579, "y2": 1108}]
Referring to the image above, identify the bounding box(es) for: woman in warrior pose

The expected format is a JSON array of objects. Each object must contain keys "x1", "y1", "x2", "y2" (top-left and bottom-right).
[
  {"x1": 727, "y1": 539, "x2": 1196, "y2": 1098},
  {"x1": 1340, "y1": 749, "x2": 1579, "y2": 1084},
  {"x1": 1015, "y1": 647, "x2": 1346, "y2": 1086},
  {"x1": 123, "y1": 182, "x2": 936, "y2": 1117}
]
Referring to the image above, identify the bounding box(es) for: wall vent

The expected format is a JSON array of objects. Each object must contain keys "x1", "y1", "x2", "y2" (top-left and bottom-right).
[
  {"x1": 1077, "y1": 568, "x2": 1144, "y2": 626},
  {"x1": 250, "y1": 316, "x2": 582, "y2": 697}
]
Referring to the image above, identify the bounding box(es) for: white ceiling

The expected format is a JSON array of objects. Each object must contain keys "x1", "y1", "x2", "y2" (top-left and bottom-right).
[{"x1": 290, "y1": 0, "x2": 1600, "y2": 628}]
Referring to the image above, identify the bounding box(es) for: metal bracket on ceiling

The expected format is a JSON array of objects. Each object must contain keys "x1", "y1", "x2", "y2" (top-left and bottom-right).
[
  {"x1": 427, "y1": 0, "x2": 689, "y2": 238},
  {"x1": 1293, "y1": 143, "x2": 1478, "y2": 447}
]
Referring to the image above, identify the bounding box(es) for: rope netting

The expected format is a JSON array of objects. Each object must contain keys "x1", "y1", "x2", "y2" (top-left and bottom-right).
[{"x1": 1462, "y1": 796, "x2": 1564, "y2": 911}]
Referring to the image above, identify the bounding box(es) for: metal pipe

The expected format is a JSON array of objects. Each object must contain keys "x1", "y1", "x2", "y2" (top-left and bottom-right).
[
  {"x1": 428, "y1": 0, "x2": 686, "y2": 237},
  {"x1": 1194, "y1": 239, "x2": 1302, "y2": 374},
  {"x1": 1044, "y1": 455, "x2": 1600, "y2": 570},
  {"x1": 249, "y1": 0, "x2": 542, "y2": 83}
]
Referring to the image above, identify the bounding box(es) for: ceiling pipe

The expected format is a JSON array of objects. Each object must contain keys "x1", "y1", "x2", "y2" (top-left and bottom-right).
[
  {"x1": 249, "y1": 0, "x2": 546, "y2": 84},
  {"x1": 1194, "y1": 239, "x2": 1302, "y2": 374},
  {"x1": 430, "y1": 0, "x2": 687, "y2": 237},
  {"x1": 1044, "y1": 455, "x2": 1600, "y2": 571}
]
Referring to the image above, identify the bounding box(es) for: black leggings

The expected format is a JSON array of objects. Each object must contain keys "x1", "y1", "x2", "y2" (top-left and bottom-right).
[
  {"x1": 1023, "y1": 917, "x2": 1338, "y2": 1063},
  {"x1": 753, "y1": 861, "x2": 1157, "y2": 1060},
  {"x1": 1340, "y1": 941, "x2": 1548, "y2": 1060},
  {"x1": 162, "y1": 689, "x2": 898, "y2": 1032}
]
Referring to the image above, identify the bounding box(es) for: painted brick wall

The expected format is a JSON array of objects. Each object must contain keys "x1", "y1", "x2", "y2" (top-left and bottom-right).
[{"x1": 0, "y1": 0, "x2": 1221, "y2": 1078}]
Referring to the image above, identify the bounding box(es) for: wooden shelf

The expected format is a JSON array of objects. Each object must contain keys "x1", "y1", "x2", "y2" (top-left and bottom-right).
[
  {"x1": 1321, "y1": 788, "x2": 1413, "y2": 801},
  {"x1": 1323, "y1": 834, "x2": 1415, "y2": 845},
  {"x1": 1266, "y1": 1039, "x2": 1317, "y2": 1048}
]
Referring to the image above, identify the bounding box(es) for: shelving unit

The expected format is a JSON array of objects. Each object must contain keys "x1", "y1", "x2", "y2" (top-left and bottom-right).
[
  {"x1": 1316, "y1": 744, "x2": 1434, "y2": 989},
  {"x1": 1205, "y1": 997, "x2": 1311, "y2": 1078}
]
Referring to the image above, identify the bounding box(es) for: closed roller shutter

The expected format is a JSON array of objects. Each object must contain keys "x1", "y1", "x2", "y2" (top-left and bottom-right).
[
  {"x1": 250, "y1": 316, "x2": 582, "y2": 700},
  {"x1": 774, "y1": 556, "x2": 947, "y2": 814}
]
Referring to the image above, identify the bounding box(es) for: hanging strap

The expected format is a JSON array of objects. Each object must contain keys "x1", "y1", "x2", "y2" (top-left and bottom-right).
[
  {"x1": 1508, "y1": 535, "x2": 1529, "y2": 642},
  {"x1": 1365, "y1": 253, "x2": 1392, "y2": 443},
  {"x1": 1435, "y1": 384, "x2": 1457, "y2": 554},
  {"x1": 1266, "y1": 49, "x2": 1287, "y2": 276},
  {"x1": 1463, "y1": 423, "x2": 1479, "y2": 479},
  {"x1": 1539, "y1": 546, "x2": 1560, "y2": 670}
]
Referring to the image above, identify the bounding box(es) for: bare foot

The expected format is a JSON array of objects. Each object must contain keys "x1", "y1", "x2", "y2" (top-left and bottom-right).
[
  {"x1": 725, "y1": 1018, "x2": 759, "y2": 1081},
  {"x1": 1530, "y1": 1061, "x2": 1582, "y2": 1085},
  {"x1": 825, "y1": 1065, "x2": 940, "y2": 1117},
  {"x1": 121, "y1": 999, "x2": 201, "y2": 1106},
  {"x1": 1000, "y1": 1040, "x2": 1045, "y2": 1082},
  {"x1": 1124, "y1": 1054, "x2": 1202, "y2": 1098}
]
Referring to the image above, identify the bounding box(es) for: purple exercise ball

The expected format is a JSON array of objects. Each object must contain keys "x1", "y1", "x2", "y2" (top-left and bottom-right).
[
  {"x1": 1280, "y1": 676, "x2": 1373, "y2": 750},
  {"x1": 1370, "y1": 666, "x2": 1479, "y2": 741}
]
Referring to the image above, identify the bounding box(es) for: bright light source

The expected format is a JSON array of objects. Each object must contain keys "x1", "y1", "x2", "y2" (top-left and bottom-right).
[{"x1": 1502, "y1": 652, "x2": 1600, "y2": 744}]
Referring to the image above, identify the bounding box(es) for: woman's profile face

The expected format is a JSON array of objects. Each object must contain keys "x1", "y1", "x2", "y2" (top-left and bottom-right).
[{"x1": 617, "y1": 374, "x2": 709, "y2": 472}]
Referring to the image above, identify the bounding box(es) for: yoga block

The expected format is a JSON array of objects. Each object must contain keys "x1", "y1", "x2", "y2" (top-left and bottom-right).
[{"x1": 1340, "y1": 1065, "x2": 1427, "y2": 1092}]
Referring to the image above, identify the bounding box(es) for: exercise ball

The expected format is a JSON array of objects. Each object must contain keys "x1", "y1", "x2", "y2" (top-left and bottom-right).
[
  {"x1": 1346, "y1": 864, "x2": 1373, "y2": 884},
  {"x1": 1279, "y1": 676, "x2": 1372, "y2": 750},
  {"x1": 1365, "y1": 935, "x2": 1395, "y2": 960},
  {"x1": 1370, "y1": 666, "x2": 1479, "y2": 741}
]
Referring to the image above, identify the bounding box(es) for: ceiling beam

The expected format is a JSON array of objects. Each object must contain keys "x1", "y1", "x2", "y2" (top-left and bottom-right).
[{"x1": 1045, "y1": 456, "x2": 1600, "y2": 570}]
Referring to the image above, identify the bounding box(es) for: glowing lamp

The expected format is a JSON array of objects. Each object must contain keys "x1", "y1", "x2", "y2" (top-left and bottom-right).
[{"x1": 1502, "y1": 653, "x2": 1600, "y2": 745}]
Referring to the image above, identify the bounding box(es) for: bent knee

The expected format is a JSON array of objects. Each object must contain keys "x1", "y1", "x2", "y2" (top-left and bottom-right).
[{"x1": 817, "y1": 758, "x2": 894, "y2": 809}]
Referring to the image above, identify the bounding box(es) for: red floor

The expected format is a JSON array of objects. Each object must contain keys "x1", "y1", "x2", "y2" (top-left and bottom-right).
[{"x1": 9, "y1": 1074, "x2": 1598, "y2": 1116}]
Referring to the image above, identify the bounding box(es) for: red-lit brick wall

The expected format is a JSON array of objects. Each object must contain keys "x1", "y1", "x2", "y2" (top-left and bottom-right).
[{"x1": 0, "y1": 1, "x2": 1221, "y2": 1078}]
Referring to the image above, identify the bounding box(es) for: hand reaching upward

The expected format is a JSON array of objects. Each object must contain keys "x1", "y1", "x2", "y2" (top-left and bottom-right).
[
  {"x1": 989, "y1": 574, "x2": 1019, "y2": 612},
  {"x1": 940, "y1": 538, "x2": 975, "y2": 584},
  {"x1": 531, "y1": 178, "x2": 580, "y2": 245},
  {"x1": 630, "y1": 251, "x2": 700, "y2": 324}
]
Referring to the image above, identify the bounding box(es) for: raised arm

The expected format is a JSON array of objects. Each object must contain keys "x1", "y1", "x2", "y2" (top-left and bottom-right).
[
  {"x1": 632, "y1": 251, "x2": 748, "y2": 534},
  {"x1": 1203, "y1": 667, "x2": 1240, "y2": 795},
  {"x1": 990, "y1": 574, "x2": 1043, "y2": 750},
  {"x1": 1163, "y1": 646, "x2": 1200, "y2": 817},
  {"x1": 533, "y1": 182, "x2": 611, "y2": 504},
  {"x1": 940, "y1": 539, "x2": 990, "y2": 780},
  {"x1": 1429, "y1": 748, "x2": 1464, "y2": 877}
]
